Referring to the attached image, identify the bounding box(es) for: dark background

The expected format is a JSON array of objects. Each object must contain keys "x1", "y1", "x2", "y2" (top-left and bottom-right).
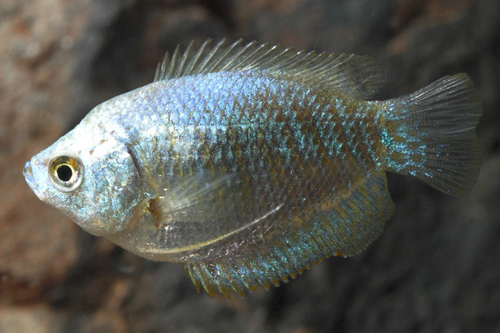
[{"x1": 1, "y1": 0, "x2": 499, "y2": 332}]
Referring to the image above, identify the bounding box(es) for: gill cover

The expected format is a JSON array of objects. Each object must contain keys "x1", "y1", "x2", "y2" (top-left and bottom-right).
[{"x1": 75, "y1": 137, "x2": 143, "y2": 236}]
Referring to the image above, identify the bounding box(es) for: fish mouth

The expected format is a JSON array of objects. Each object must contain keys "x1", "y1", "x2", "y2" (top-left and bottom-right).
[{"x1": 23, "y1": 161, "x2": 37, "y2": 190}]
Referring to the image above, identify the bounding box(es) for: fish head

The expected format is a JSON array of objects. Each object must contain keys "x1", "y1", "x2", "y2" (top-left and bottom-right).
[{"x1": 23, "y1": 126, "x2": 143, "y2": 236}]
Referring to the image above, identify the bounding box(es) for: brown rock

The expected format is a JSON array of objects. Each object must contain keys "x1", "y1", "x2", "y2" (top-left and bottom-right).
[
  {"x1": 1, "y1": 0, "x2": 500, "y2": 332},
  {"x1": 0, "y1": 304, "x2": 64, "y2": 332},
  {"x1": 0, "y1": 0, "x2": 87, "y2": 302}
]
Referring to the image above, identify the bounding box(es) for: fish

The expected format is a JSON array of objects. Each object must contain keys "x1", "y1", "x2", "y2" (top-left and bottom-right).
[{"x1": 23, "y1": 39, "x2": 482, "y2": 299}]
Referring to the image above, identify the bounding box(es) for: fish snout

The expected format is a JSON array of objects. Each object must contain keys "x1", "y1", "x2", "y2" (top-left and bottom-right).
[
  {"x1": 23, "y1": 160, "x2": 32, "y2": 179},
  {"x1": 23, "y1": 160, "x2": 37, "y2": 190}
]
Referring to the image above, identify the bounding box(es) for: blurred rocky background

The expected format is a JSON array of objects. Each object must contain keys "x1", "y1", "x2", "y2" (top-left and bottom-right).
[{"x1": 1, "y1": 0, "x2": 499, "y2": 332}]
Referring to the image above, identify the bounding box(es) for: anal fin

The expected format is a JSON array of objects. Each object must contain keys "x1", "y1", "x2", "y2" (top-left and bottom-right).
[
  {"x1": 183, "y1": 172, "x2": 395, "y2": 298},
  {"x1": 310, "y1": 172, "x2": 395, "y2": 257}
]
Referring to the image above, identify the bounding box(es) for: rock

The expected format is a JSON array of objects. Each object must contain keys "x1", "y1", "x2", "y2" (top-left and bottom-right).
[
  {"x1": 0, "y1": 0, "x2": 86, "y2": 303},
  {"x1": 2, "y1": 0, "x2": 499, "y2": 331},
  {"x1": 0, "y1": 304, "x2": 64, "y2": 333}
]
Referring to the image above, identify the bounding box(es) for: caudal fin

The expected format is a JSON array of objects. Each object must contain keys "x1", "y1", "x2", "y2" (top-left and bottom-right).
[{"x1": 382, "y1": 73, "x2": 482, "y2": 196}]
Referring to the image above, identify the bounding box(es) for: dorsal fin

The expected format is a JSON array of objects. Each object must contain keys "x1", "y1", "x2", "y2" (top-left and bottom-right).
[{"x1": 154, "y1": 39, "x2": 386, "y2": 99}]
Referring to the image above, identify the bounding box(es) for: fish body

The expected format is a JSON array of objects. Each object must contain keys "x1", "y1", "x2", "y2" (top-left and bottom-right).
[{"x1": 23, "y1": 40, "x2": 481, "y2": 298}]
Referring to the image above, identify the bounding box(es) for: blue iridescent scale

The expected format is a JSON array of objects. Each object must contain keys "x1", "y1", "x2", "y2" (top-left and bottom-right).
[
  {"x1": 72, "y1": 40, "x2": 480, "y2": 298},
  {"x1": 129, "y1": 70, "x2": 385, "y2": 179},
  {"x1": 99, "y1": 70, "x2": 391, "y2": 295}
]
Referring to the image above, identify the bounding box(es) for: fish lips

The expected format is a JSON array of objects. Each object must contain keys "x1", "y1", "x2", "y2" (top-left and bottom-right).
[
  {"x1": 23, "y1": 159, "x2": 48, "y2": 203},
  {"x1": 23, "y1": 160, "x2": 36, "y2": 189}
]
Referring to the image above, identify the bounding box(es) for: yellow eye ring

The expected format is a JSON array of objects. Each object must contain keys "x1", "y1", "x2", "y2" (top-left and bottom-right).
[{"x1": 48, "y1": 155, "x2": 84, "y2": 192}]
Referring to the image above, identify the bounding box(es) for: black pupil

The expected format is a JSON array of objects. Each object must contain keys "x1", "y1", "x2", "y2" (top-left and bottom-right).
[{"x1": 57, "y1": 165, "x2": 73, "y2": 182}]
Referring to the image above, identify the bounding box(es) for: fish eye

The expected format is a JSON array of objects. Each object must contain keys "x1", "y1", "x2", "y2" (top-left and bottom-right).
[{"x1": 48, "y1": 155, "x2": 84, "y2": 192}]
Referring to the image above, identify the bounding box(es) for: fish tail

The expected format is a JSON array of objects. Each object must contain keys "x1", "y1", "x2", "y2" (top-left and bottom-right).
[{"x1": 381, "y1": 73, "x2": 482, "y2": 196}]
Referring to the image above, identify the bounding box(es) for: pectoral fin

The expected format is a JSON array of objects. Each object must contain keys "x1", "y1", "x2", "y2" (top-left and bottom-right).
[{"x1": 124, "y1": 171, "x2": 286, "y2": 259}]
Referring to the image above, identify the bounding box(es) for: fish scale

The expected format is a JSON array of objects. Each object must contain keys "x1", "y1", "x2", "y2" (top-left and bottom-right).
[{"x1": 23, "y1": 39, "x2": 481, "y2": 298}]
